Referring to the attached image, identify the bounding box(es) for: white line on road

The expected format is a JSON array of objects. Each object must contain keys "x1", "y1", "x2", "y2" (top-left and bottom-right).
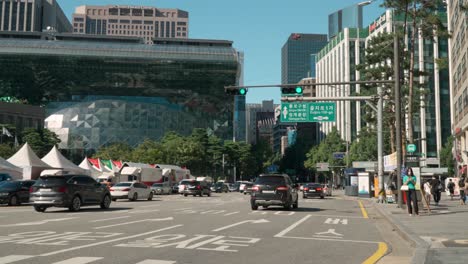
[
  {"x1": 89, "y1": 216, "x2": 130, "y2": 223},
  {"x1": 278, "y1": 235, "x2": 380, "y2": 244},
  {"x1": 93, "y1": 217, "x2": 173, "y2": 229},
  {"x1": 103, "y1": 210, "x2": 129, "y2": 214},
  {"x1": 274, "y1": 215, "x2": 311, "y2": 237},
  {"x1": 136, "y1": 204, "x2": 161, "y2": 208},
  {"x1": 212, "y1": 219, "x2": 270, "y2": 232},
  {"x1": 223, "y1": 211, "x2": 240, "y2": 216},
  {"x1": 309, "y1": 214, "x2": 364, "y2": 219},
  {"x1": 0, "y1": 217, "x2": 77, "y2": 227},
  {"x1": 39, "y1": 225, "x2": 183, "y2": 257},
  {"x1": 135, "y1": 260, "x2": 176, "y2": 264},
  {"x1": 0, "y1": 255, "x2": 35, "y2": 264},
  {"x1": 52, "y1": 257, "x2": 103, "y2": 264}
]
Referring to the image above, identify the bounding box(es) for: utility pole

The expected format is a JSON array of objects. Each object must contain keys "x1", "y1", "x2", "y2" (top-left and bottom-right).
[
  {"x1": 394, "y1": 32, "x2": 403, "y2": 208},
  {"x1": 377, "y1": 85, "x2": 384, "y2": 202}
]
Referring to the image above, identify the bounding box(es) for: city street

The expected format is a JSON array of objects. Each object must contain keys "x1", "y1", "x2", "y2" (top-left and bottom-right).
[{"x1": 0, "y1": 193, "x2": 388, "y2": 264}]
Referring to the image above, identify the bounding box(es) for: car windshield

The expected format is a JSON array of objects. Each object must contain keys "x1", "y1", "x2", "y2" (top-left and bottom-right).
[
  {"x1": 34, "y1": 176, "x2": 70, "y2": 186},
  {"x1": 152, "y1": 183, "x2": 163, "y2": 187},
  {"x1": 215, "y1": 182, "x2": 224, "y2": 186},
  {"x1": 255, "y1": 176, "x2": 285, "y2": 185},
  {"x1": 115, "y1": 183, "x2": 132, "y2": 187},
  {"x1": 188, "y1": 181, "x2": 200, "y2": 185},
  {"x1": 0, "y1": 182, "x2": 18, "y2": 189},
  {"x1": 306, "y1": 183, "x2": 322, "y2": 188}
]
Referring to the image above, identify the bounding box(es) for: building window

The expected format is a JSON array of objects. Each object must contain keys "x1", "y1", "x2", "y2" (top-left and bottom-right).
[
  {"x1": 155, "y1": 21, "x2": 159, "y2": 37},
  {"x1": 120, "y1": 8, "x2": 130, "y2": 16},
  {"x1": 74, "y1": 17, "x2": 84, "y2": 22},
  {"x1": 132, "y1": 9, "x2": 142, "y2": 16},
  {"x1": 177, "y1": 21, "x2": 187, "y2": 26},
  {"x1": 171, "y1": 21, "x2": 175, "y2": 37},
  {"x1": 144, "y1": 9, "x2": 154, "y2": 17},
  {"x1": 26, "y1": 2, "x2": 32, "y2": 31},
  {"x1": 3, "y1": 1, "x2": 10, "y2": 31},
  {"x1": 165, "y1": 21, "x2": 170, "y2": 37},
  {"x1": 109, "y1": 8, "x2": 118, "y2": 16},
  {"x1": 19, "y1": 2, "x2": 25, "y2": 31}
]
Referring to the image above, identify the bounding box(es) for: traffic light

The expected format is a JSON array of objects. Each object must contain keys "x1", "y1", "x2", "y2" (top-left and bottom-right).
[
  {"x1": 281, "y1": 86, "x2": 303, "y2": 95},
  {"x1": 225, "y1": 87, "x2": 248, "y2": 95}
]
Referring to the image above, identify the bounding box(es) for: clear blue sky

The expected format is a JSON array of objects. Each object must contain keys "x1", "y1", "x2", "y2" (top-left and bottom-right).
[{"x1": 60, "y1": 0, "x2": 386, "y2": 104}]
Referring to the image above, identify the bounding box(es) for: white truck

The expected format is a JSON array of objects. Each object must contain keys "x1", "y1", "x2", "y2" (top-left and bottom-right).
[{"x1": 118, "y1": 166, "x2": 163, "y2": 187}]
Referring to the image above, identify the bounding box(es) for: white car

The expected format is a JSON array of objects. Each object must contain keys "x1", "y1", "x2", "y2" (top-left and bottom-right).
[
  {"x1": 178, "y1": 179, "x2": 193, "y2": 194},
  {"x1": 110, "y1": 182, "x2": 153, "y2": 201},
  {"x1": 151, "y1": 182, "x2": 172, "y2": 195}
]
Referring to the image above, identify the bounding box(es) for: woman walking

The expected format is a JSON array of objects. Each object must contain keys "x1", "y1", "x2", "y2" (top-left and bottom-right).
[
  {"x1": 460, "y1": 177, "x2": 466, "y2": 205},
  {"x1": 403, "y1": 167, "x2": 419, "y2": 216}
]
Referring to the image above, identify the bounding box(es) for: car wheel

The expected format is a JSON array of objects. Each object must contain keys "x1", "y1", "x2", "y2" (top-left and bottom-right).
[
  {"x1": 283, "y1": 201, "x2": 292, "y2": 211},
  {"x1": 303, "y1": 195, "x2": 307, "y2": 199},
  {"x1": 251, "y1": 203, "x2": 258, "y2": 210},
  {"x1": 207, "y1": 192, "x2": 211, "y2": 197},
  {"x1": 262, "y1": 205, "x2": 269, "y2": 209},
  {"x1": 112, "y1": 198, "x2": 117, "y2": 202},
  {"x1": 69, "y1": 196, "x2": 81, "y2": 212},
  {"x1": 148, "y1": 192, "x2": 153, "y2": 201},
  {"x1": 184, "y1": 194, "x2": 188, "y2": 197},
  {"x1": 131, "y1": 193, "x2": 138, "y2": 201},
  {"x1": 320, "y1": 196, "x2": 324, "y2": 199},
  {"x1": 293, "y1": 199, "x2": 298, "y2": 209},
  {"x1": 100, "y1": 195, "x2": 111, "y2": 209},
  {"x1": 34, "y1": 205, "x2": 47, "y2": 212},
  {"x1": 8, "y1": 195, "x2": 19, "y2": 206}
]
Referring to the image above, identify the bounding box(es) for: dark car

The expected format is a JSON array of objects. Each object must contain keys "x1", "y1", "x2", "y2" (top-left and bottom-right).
[
  {"x1": 303, "y1": 183, "x2": 325, "y2": 199},
  {"x1": 29, "y1": 174, "x2": 112, "y2": 212},
  {"x1": 172, "y1": 184, "x2": 179, "y2": 193},
  {"x1": 0, "y1": 180, "x2": 36, "y2": 206},
  {"x1": 250, "y1": 174, "x2": 299, "y2": 210},
  {"x1": 0, "y1": 174, "x2": 13, "y2": 183},
  {"x1": 183, "y1": 180, "x2": 211, "y2": 197},
  {"x1": 212, "y1": 182, "x2": 229, "y2": 193}
]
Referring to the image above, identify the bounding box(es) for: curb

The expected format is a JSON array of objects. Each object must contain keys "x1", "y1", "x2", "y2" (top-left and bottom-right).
[{"x1": 371, "y1": 202, "x2": 430, "y2": 264}]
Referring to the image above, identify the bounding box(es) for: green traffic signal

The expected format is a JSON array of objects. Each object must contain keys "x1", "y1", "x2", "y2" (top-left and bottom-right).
[
  {"x1": 295, "y1": 86, "x2": 303, "y2": 94},
  {"x1": 281, "y1": 86, "x2": 303, "y2": 95},
  {"x1": 225, "y1": 87, "x2": 248, "y2": 95},
  {"x1": 239, "y1": 88, "x2": 247, "y2": 95}
]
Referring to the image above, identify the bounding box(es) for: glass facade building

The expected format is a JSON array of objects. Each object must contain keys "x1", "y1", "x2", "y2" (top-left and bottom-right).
[
  {"x1": 0, "y1": 33, "x2": 240, "y2": 152},
  {"x1": 281, "y1": 33, "x2": 328, "y2": 84},
  {"x1": 328, "y1": 4, "x2": 363, "y2": 39}
]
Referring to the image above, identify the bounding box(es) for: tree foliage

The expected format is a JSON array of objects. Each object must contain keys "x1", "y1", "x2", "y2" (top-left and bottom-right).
[
  {"x1": 304, "y1": 127, "x2": 346, "y2": 172},
  {"x1": 21, "y1": 128, "x2": 61, "y2": 158},
  {"x1": 0, "y1": 144, "x2": 15, "y2": 159},
  {"x1": 348, "y1": 128, "x2": 378, "y2": 164},
  {"x1": 439, "y1": 136, "x2": 455, "y2": 176}
]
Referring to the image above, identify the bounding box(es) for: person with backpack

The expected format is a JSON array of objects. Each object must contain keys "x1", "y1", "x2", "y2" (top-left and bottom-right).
[
  {"x1": 460, "y1": 177, "x2": 466, "y2": 205},
  {"x1": 447, "y1": 179, "x2": 456, "y2": 200},
  {"x1": 431, "y1": 176, "x2": 442, "y2": 206}
]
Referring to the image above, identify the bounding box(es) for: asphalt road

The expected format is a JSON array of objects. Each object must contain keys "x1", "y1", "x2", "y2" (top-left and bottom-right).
[{"x1": 0, "y1": 192, "x2": 388, "y2": 264}]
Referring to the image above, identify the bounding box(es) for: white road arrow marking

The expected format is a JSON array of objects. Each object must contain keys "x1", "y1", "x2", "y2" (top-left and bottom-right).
[
  {"x1": 52, "y1": 257, "x2": 103, "y2": 264},
  {"x1": 212, "y1": 219, "x2": 270, "y2": 232},
  {"x1": 315, "y1": 229, "x2": 343, "y2": 237},
  {"x1": 0, "y1": 218, "x2": 76, "y2": 227},
  {"x1": 93, "y1": 217, "x2": 174, "y2": 230},
  {"x1": 0, "y1": 255, "x2": 35, "y2": 264},
  {"x1": 324, "y1": 218, "x2": 348, "y2": 225},
  {"x1": 136, "y1": 260, "x2": 176, "y2": 264}
]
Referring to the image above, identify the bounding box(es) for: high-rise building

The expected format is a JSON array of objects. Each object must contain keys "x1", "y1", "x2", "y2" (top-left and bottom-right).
[
  {"x1": 328, "y1": 3, "x2": 364, "y2": 39},
  {"x1": 316, "y1": 10, "x2": 451, "y2": 166},
  {"x1": 72, "y1": 5, "x2": 189, "y2": 44},
  {"x1": 234, "y1": 51, "x2": 246, "y2": 142},
  {"x1": 0, "y1": 32, "x2": 240, "y2": 154},
  {"x1": 0, "y1": 0, "x2": 71, "y2": 33},
  {"x1": 447, "y1": 0, "x2": 468, "y2": 171},
  {"x1": 281, "y1": 33, "x2": 328, "y2": 83},
  {"x1": 246, "y1": 100, "x2": 277, "y2": 144}
]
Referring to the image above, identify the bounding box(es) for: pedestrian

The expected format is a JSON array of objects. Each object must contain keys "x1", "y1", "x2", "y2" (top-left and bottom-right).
[
  {"x1": 459, "y1": 177, "x2": 466, "y2": 205},
  {"x1": 403, "y1": 167, "x2": 418, "y2": 216},
  {"x1": 447, "y1": 179, "x2": 456, "y2": 200},
  {"x1": 423, "y1": 180, "x2": 432, "y2": 205},
  {"x1": 431, "y1": 176, "x2": 442, "y2": 206}
]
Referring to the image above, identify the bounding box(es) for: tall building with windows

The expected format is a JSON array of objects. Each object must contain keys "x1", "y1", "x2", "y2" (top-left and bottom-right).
[
  {"x1": 246, "y1": 100, "x2": 277, "y2": 144},
  {"x1": 0, "y1": 0, "x2": 71, "y2": 33},
  {"x1": 328, "y1": 3, "x2": 364, "y2": 39},
  {"x1": 316, "y1": 10, "x2": 451, "y2": 166},
  {"x1": 72, "y1": 5, "x2": 189, "y2": 44},
  {"x1": 281, "y1": 33, "x2": 328, "y2": 83},
  {"x1": 447, "y1": 0, "x2": 468, "y2": 171}
]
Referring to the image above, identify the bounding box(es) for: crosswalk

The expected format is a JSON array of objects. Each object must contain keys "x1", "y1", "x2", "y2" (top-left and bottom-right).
[{"x1": 0, "y1": 255, "x2": 176, "y2": 264}]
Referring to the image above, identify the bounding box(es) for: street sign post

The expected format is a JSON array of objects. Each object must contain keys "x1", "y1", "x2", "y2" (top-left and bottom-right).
[
  {"x1": 280, "y1": 102, "x2": 336, "y2": 123},
  {"x1": 333, "y1": 152, "x2": 346, "y2": 159},
  {"x1": 316, "y1": 163, "x2": 330, "y2": 172},
  {"x1": 406, "y1": 144, "x2": 416, "y2": 153}
]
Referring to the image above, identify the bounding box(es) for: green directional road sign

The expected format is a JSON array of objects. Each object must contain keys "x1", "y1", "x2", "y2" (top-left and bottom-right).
[
  {"x1": 406, "y1": 144, "x2": 416, "y2": 153},
  {"x1": 280, "y1": 102, "x2": 336, "y2": 123}
]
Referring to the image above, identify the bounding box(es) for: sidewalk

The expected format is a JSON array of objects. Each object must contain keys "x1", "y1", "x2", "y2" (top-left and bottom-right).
[{"x1": 372, "y1": 194, "x2": 468, "y2": 264}]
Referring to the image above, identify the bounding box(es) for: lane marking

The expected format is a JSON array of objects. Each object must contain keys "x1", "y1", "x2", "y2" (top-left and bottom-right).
[
  {"x1": 137, "y1": 204, "x2": 161, "y2": 208},
  {"x1": 274, "y1": 215, "x2": 311, "y2": 237},
  {"x1": 52, "y1": 257, "x2": 103, "y2": 264},
  {"x1": 0, "y1": 218, "x2": 76, "y2": 227},
  {"x1": 89, "y1": 216, "x2": 130, "y2": 223},
  {"x1": 136, "y1": 260, "x2": 176, "y2": 264},
  {"x1": 0, "y1": 255, "x2": 35, "y2": 264},
  {"x1": 358, "y1": 201, "x2": 369, "y2": 219},
  {"x1": 278, "y1": 236, "x2": 381, "y2": 244},
  {"x1": 94, "y1": 217, "x2": 173, "y2": 229},
  {"x1": 308, "y1": 214, "x2": 364, "y2": 219},
  {"x1": 223, "y1": 211, "x2": 239, "y2": 216},
  {"x1": 362, "y1": 242, "x2": 388, "y2": 264},
  {"x1": 39, "y1": 225, "x2": 183, "y2": 257},
  {"x1": 212, "y1": 219, "x2": 269, "y2": 232},
  {"x1": 104, "y1": 210, "x2": 129, "y2": 214}
]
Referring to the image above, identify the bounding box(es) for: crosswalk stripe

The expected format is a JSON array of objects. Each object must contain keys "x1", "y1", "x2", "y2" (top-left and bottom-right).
[
  {"x1": 52, "y1": 257, "x2": 103, "y2": 264},
  {"x1": 135, "y1": 260, "x2": 176, "y2": 264},
  {"x1": 0, "y1": 255, "x2": 35, "y2": 264}
]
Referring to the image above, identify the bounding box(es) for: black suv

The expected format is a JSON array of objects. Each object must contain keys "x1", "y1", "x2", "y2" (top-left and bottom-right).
[
  {"x1": 183, "y1": 180, "x2": 211, "y2": 197},
  {"x1": 0, "y1": 180, "x2": 36, "y2": 206},
  {"x1": 250, "y1": 174, "x2": 299, "y2": 210},
  {"x1": 30, "y1": 174, "x2": 112, "y2": 212}
]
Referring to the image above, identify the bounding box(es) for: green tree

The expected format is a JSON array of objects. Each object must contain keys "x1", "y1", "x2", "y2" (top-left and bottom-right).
[
  {"x1": 21, "y1": 128, "x2": 60, "y2": 157},
  {"x1": 131, "y1": 139, "x2": 164, "y2": 164},
  {"x1": 439, "y1": 136, "x2": 455, "y2": 176},
  {"x1": 0, "y1": 144, "x2": 15, "y2": 159},
  {"x1": 304, "y1": 127, "x2": 346, "y2": 171},
  {"x1": 348, "y1": 128, "x2": 378, "y2": 164},
  {"x1": 94, "y1": 142, "x2": 133, "y2": 161}
]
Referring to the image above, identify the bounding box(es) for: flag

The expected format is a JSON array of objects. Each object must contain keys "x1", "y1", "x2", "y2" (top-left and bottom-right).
[{"x1": 2, "y1": 127, "x2": 12, "y2": 137}]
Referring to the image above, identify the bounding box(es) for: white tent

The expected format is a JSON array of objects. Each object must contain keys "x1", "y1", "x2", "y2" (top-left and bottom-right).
[
  {"x1": 7, "y1": 142, "x2": 50, "y2": 179},
  {"x1": 0, "y1": 157, "x2": 23, "y2": 180},
  {"x1": 78, "y1": 157, "x2": 102, "y2": 178},
  {"x1": 42, "y1": 146, "x2": 86, "y2": 175}
]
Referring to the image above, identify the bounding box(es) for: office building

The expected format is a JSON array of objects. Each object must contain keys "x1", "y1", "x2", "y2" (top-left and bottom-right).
[
  {"x1": 316, "y1": 10, "x2": 451, "y2": 166},
  {"x1": 0, "y1": 102, "x2": 45, "y2": 132},
  {"x1": 246, "y1": 100, "x2": 277, "y2": 144},
  {"x1": 281, "y1": 33, "x2": 328, "y2": 83},
  {"x1": 447, "y1": 0, "x2": 468, "y2": 171},
  {"x1": 256, "y1": 112, "x2": 275, "y2": 149},
  {"x1": 72, "y1": 5, "x2": 189, "y2": 44},
  {"x1": 0, "y1": 32, "x2": 240, "y2": 153},
  {"x1": 234, "y1": 51, "x2": 246, "y2": 141},
  {"x1": 0, "y1": 0, "x2": 71, "y2": 33},
  {"x1": 328, "y1": 3, "x2": 364, "y2": 39}
]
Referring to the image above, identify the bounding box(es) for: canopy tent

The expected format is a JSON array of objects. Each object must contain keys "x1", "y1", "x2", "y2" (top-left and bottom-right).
[
  {"x1": 7, "y1": 142, "x2": 50, "y2": 179},
  {"x1": 41, "y1": 146, "x2": 86, "y2": 175},
  {"x1": 79, "y1": 157, "x2": 103, "y2": 178},
  {"x1": 0, "y1": 157, "x2": 23, "y2": 180}
]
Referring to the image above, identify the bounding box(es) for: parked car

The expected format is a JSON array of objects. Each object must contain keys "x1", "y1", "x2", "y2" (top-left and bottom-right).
[
  {"x1": 110, "y1": 182, "x2": 153, "y2": 201},
  {"x1": 178, "y1": 179, "x2": 194, "y2": 194},
  {"x1": 0, "y1": 180, "x2": 35, "y2": 206},
  {"x1": 250, "y1": 174, "x2": 299, "y2": 210},
  {"x1": 29, "y1": 174, "x2": 111, "y2": 212},
  {"x1": 172, "y1": 184, "x2": 179, "y2": 194},
  {"x1": 303, "y1": 183, "x2": 325, "y2": 199},
  {"x1": 0, "y1": 174, "x2": 13, "y2": 183},
  {"x1": 211, "y1": 182, "x2": 229, "y2": 193},
  {"x1": 230, "y1": 182, "x2": 240, "y2": 192},
  {"x1": 151, "y1": 182, "x2": 172, "y2": 195},
  {"x1": 243, "y1": 183, "x2": 254, "y2": 195},
  {"x1": 183, "y1": 180, "x2": 211, "y2": 197},
  {"x1": 239, "y1": 181, "x2": 252, "y2": 193}
]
